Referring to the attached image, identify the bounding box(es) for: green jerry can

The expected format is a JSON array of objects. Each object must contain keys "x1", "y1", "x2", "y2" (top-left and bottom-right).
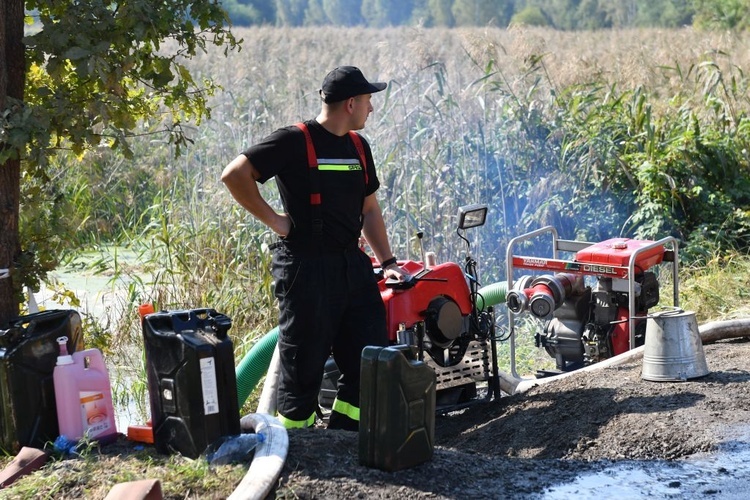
[
  {"x1": 0, "y1": 310, "x2": 84, "y2": 453},
  {"x1": 359, "y1": 344, "x2": 436, "y2": 472}
]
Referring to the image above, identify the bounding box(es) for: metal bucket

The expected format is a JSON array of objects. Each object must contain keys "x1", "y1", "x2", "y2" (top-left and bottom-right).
[{"x1": 642, "y1": 308, "x2": 710, "y2": 382}]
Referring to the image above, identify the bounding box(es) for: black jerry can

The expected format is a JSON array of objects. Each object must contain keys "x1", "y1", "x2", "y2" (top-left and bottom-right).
[
  {"x1": 142, "y1": 308, "x2": 240, "y2": 458},
  {"x1": 0, "y1": 310, "x2": 84, "y2": 453}
]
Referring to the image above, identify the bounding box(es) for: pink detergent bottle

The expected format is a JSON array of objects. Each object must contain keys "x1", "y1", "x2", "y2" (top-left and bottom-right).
[{"x1": 53, "y1": 336, "x2": 117, "y2": 442}]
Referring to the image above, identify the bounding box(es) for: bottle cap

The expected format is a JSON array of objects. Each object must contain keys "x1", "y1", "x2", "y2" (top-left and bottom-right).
[
  {"x1": 56, "y1": 336, "x2": 74, "y2": 366},
  {"x1": 138, "y1": 303, "x2": 155, "y2": 318}
]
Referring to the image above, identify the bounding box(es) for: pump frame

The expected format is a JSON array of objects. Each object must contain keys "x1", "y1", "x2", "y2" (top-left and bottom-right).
[{"x1": 504, "y1": 226, "x2": 679, "y2": 378}]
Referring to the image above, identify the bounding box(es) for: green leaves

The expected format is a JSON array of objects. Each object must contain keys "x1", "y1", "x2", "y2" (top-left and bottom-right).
[
  {"x1": 6, "y1": 0, "x2": 240, "y2": 301},
  {"x1": 18, "y1": 0, "x2": 239, "y2": 167}
]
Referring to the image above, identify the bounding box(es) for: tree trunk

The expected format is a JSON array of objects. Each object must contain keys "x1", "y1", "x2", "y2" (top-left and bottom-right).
[{"x1": 0, "y1": 0, "x2": 25, "y2": 327}]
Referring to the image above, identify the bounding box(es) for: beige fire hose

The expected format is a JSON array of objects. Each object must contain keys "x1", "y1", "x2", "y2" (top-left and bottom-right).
[
  {"x1": 255, "y1": 344, "x2": 281, "y2": 415},
  {"x1": 228, "y1": 344, "x2": 285, "y2": 500},
  {"x1": 228, "y1": 412, "x2": 288, "y2": 500},
  {"x1": 499, "y1": 318, "x2": 750, "y2": 395},
  {"x1": 697, "y1": 318, "x2": 750, "y2": 343}
]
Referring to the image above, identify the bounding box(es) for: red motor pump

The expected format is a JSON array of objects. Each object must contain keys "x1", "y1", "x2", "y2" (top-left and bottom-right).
[
  {"x1": 318, "y1": 204, "x2": 501, "y2": 410},
  {"x1": 368, "y1": 204, "x2": 500, "y2": 403},
  {"x1": 378, "y1": 260, "x2": 474, "y2": 365},
  {"x1": 505, "y1": 228, "x2": 679, "y2": 374}
]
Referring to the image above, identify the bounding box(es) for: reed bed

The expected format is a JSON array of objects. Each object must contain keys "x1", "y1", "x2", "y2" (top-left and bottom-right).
[{"x1": 48, "y1": 26, "x2": 750, "y2": 407}]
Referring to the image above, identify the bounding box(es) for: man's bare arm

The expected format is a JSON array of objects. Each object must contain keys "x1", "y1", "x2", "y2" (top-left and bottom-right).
[{"x1": 221, "y1": 155, "x2": 291, "y2": 237}]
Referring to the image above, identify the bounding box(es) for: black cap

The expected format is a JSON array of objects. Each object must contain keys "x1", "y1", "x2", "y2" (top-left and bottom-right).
[{"x1": 320, "y1": 66, "x2": 387, "y2": 103}]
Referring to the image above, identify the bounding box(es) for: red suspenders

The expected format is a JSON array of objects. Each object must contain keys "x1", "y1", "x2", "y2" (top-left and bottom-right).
[
  {"x1": 294, "y1": 122, "x2": 369, "y2": 237},
  {"x1": 349, "y1": 132, "x2": 369, "y2": 187},
  {"x1": 294, "y1": 122, "x2": 369, "y2": 208}
]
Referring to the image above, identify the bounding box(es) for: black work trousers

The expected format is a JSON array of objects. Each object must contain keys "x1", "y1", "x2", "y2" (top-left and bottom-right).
[{"x1": 271, "y1": 244, "x2": 388, "y2": 427}]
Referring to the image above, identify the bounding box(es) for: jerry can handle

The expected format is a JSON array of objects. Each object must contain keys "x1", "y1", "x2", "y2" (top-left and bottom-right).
[
  {"x1": 169, "y1": 310, "x2": 201, "y2": 333},
  {"x1": 170, "y1": 308, "x2": 232, "y2": 338},
  {"x1": 389, "y1": 344, "x2": 418, "y2": 361},
  {"x1": 206, "y1": 310, "x2": 232, "y2": 339}
]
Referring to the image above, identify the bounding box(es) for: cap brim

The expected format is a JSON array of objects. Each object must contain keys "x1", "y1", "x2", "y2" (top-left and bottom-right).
[{"x1": 369, "y1": 82, "x2": 387, "y2": 93}]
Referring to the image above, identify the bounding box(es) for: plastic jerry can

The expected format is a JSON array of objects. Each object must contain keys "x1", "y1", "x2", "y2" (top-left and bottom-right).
[
  {"x1": 359, "y1": 344, "x2": 436, "y2": 472},
  {"x1": 53, "y1": 337, "x2": 117, "y2": 442},
  {"x1": 142, "y1": 308, "x2": 240, "y2": 458},
  {"x1": 0, "y1": 310, "x2": 84, "y2": 452}
]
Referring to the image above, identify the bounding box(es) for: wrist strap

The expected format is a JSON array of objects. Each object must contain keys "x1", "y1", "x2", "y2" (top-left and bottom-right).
[{"x1": 380, "y1": 257, "x2": 397, "y2": 269}]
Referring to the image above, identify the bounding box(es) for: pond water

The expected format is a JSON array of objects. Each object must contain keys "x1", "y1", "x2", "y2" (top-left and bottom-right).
[
  {"x1": 32, "y1": 249, "x2": 150, "y2": 433},
  {"x1": 543, "y1": 439, "x2": 750, "y2": 499},
  {"x1": 34, "y1": 271, "x2": 118, "y2": 319}
]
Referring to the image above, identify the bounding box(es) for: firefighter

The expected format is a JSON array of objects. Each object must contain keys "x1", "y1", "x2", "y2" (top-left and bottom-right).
[{"x1": 221, "y1": 66, "x2": 407, "y2": 431}]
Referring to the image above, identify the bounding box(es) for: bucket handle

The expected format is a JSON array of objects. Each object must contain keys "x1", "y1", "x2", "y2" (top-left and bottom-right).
[
  {"x1": 620, "y1": 306, "x2": 686, "y2": 324},
  {"x1": 642, "y1": 305, "x2": 685, "y2": 319}
]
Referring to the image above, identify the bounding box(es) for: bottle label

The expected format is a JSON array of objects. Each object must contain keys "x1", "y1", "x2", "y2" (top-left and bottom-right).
[
  {"x1": 200, "y1": 357, "x2": 220, "y2": 415},
  {"x1": 79, "y1": 391, "x2": 112, "y2": 438}
]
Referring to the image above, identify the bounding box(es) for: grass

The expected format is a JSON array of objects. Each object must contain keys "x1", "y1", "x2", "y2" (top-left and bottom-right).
[
  {"x1": 7, "y1": 25, "x2": 750, "y2": 497},
  {"x1": 680, "y1": 252, "x2": 750, "y2": 322},
  {"x1": 0, "y1": 439, "x2": 247, "y2": 499}
]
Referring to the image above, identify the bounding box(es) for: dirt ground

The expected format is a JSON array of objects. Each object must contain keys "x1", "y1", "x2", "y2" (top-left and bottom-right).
[{"x1": 271, "y1": 337, "x2": 750, "y2": 499}]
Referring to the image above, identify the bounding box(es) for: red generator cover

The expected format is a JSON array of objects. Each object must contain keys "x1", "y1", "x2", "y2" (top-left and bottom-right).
[
  {"x1": 377, "y1": 261, "x2": 473, "y2": 343},
  {"x1": 575, "y1": 238, "x2": 665, "y2": 271}
]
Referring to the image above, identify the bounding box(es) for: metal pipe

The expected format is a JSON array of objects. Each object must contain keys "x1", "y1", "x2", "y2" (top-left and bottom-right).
[
  {"x1": 505, "y1": 226, "x2": 559, "y2": 378},
  {"x1": 626, "y1": 236, "x2": 679, "y2": 350}
]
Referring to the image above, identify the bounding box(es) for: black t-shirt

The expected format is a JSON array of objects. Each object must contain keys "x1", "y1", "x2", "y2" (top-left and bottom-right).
[{"x1": 243, "y1": 119, "x2": 380, "y2": 251}]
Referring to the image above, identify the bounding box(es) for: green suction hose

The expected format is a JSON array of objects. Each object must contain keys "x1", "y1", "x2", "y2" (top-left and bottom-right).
[
  {"x1": 236, "y1": 326, "x2": 278, "y2": 406},
  {"x1": 476, "y1": 281, "x2": 508, "y2": 311}
]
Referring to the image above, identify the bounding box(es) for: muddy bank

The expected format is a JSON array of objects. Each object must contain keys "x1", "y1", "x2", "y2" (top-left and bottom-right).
[{"x1": 272, "y1": 337, "x2": 750, "y2": 499}]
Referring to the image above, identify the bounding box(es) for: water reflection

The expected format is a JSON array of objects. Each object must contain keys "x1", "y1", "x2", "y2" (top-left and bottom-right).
[{"x1": 543, "y1": 440, "x2": 750, "y2": 499}]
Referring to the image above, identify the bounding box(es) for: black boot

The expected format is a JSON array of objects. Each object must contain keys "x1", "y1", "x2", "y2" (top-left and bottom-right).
[{"x1": 327, "y1": 411, "x2": 359, "y2": 432}]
